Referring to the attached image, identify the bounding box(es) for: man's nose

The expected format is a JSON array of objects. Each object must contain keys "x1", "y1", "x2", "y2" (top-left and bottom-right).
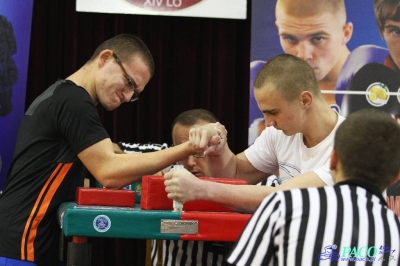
[
  {"x1": 264, "y1": 116, "x2": 275, "y2": 127},
  {"x1": 296, "y1": 42, "x2": 312, "y2": 61},
  {"x1": 187, "y1": 155, "x2": 197, "y2": 167},
  {"x1": 122, "y1": 90, "x2": 134, "y2": 103}
]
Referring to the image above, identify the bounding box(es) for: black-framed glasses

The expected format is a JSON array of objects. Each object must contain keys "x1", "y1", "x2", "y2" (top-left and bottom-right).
[{"x1": 113, "y1": 53, "x2": 139, "y2": 102}]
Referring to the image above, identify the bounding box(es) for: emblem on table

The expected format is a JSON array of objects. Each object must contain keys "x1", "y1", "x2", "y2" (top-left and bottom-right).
[
  {"x1": 160, "y1": 219, "x2": 198, "y2": 234},
  {"x1": 93, "y1": 215, "x2": 111, "y2": 233}
]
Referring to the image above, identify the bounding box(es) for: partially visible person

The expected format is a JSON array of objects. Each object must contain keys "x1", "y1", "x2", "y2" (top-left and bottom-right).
[
  {"x1": 249, "y1": 0, "x2": 353, "y2": 145},
  {"x1": 228, "y1": 108, "x2": 400, "y2": 265},
  {"x1": 151, "y1": 109, "x2": 229, "y2": 266},
  {"x1": 0, "y1": 34, "x2": 220, "y2": 266},
  {"x1": 376, "y1": 0, "x2": 400, "y2": 71},
  {"x1": 165, "y1": 54, "x2": 344, "y2": 213},
  {"x1": 117, "y1": 109, "x2": 228, "y2": 265},
  {"x1": 335, "y1": 0, "x2": 400, "y2": 122}
]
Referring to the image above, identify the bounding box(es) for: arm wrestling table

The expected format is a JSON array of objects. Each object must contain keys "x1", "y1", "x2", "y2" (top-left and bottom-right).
[{"x1": 57, "y1": 176, "x2": 251, "y2": 266}]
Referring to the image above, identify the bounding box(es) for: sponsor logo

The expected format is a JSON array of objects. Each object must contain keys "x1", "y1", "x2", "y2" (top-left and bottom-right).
[
  {"x1": 318, "y1": 245, "x2": 340, "y2": 262},
  {"x1": 318, "y1": 244, "x2": 397, "y2": 262},
  {"x1": 126, "y1": 0, "x2": 203, "y2": 12}
]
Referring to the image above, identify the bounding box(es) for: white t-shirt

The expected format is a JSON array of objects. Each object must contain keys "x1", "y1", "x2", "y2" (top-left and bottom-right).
[{"x1": 245, "y1": 114, "x2": 345, "y2": 186}]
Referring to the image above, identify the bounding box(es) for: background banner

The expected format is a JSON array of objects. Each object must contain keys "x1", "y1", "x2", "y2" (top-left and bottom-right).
[
  {"x1": 76, "y1": 0, "x2": 247, "y2": 19},
  {"x1": 0, "y1": 0, "x2": 34, "y2": 190},
  {"x1": 250, "y1": 0, "x2": 400, "y2": 215}
]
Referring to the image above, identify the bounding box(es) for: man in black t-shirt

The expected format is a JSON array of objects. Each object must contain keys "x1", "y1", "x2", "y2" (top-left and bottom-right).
[{"x1": 0, "y1": 34, "x2": 221, "y2": 266}]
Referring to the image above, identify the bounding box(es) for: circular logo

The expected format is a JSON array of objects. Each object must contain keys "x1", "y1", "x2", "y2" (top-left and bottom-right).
[
  {"x1": 93, "y1": 215, "x2": 111, "y2": 233},
  {"x1": 366, "y1": 82, "x2": 389, "y2": 107}
]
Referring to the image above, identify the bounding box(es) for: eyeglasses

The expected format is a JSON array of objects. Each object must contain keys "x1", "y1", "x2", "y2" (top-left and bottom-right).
[
  {"x1": 177, "y1": 154, "x2": 205, "y2": 165},
  {"x1": 113, "y1": 53, "x2": 139, "y2": 102}
]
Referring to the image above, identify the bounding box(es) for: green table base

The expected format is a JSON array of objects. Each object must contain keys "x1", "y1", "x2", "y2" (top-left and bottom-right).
[{"x1": 58, "y1": 202, "x2": 180, "y2": 240}]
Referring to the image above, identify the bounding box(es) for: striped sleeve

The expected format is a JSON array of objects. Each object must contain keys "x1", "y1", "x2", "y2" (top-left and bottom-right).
[{"x1": 227, "y1": 192, "x2": 283, "y2": 266}]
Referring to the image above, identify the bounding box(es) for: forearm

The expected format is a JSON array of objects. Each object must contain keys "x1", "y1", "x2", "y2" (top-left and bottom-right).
[
  {"x1": 200, "y1": 181, "x2": 276, "y2": 213},
  {"x1": 81, "y1": 140, "x2": 196, "y2": 189}
]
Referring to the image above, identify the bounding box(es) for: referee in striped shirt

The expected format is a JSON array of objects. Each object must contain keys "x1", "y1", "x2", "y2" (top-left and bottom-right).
[{"x1": 228, "y1": 108, "x2": 400, "y2": 266}]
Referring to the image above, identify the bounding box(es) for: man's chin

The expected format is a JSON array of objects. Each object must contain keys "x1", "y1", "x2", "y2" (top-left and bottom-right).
[
  {"x1": 281, "y1": 129, "x2": 295, "y2": 136},
  {"x1": 101, "y1": 101, "x2": 118, "y2": 111},
  {"x1": 313, "y1": 69, "x2": 326, "y2": 82}
]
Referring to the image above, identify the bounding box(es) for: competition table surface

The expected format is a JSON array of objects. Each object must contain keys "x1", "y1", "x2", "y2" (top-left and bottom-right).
[
  {"x1": 57, "y1": 176, "x2": 252, "y2": 265},
  {"x1": 57, "y1": 202, "x2": 251, "y2": 242}
]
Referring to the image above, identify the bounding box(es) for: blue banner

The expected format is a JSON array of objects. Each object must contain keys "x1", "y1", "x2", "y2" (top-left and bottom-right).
[{"x1": 0, "y1": 0, "x2": 34, "y2": 190}]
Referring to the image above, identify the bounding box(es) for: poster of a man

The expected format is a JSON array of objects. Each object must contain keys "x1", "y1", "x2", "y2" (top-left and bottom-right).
[{"x1": 249, "y1": 0, "x2": 400, "y2": 216}]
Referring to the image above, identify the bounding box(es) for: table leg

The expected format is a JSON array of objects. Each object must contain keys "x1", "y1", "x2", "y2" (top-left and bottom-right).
[{"x1": 67, "y1": 236, "x2": 92, "y2": 266}]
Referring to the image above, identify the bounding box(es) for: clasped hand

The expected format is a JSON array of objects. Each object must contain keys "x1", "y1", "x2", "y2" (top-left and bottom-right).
[
  {"x1": 164, "y1": 168, "x2": 203, "y2": 203},
  {"x1": 189, "y1": 122, "x2": 227, "y2": 157}
]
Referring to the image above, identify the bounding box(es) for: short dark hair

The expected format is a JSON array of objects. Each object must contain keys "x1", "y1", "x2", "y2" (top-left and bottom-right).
[
  {"x1": 276, "y1": 0, "x2": 347, "y2": 25},
  {"x1": 334, "y1": 109, "x2": 400, "y2": 190},
  {"x1": 171, "y1": 109, "x2": 218, "y2": 132},
  {"x1": 88, "y1": 34, "x2": 155, "y2": 77},
  {"x1": 374, "y1": 0, "x2": 400, "y2": 34},
  {"x1": 254, "y1": 54, "x2": 322, "y2": 102}
]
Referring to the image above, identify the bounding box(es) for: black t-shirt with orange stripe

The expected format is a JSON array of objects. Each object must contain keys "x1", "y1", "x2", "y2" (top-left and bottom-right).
[{"x1": 0, "y1": 80, "x2": 109, "y2": 265}]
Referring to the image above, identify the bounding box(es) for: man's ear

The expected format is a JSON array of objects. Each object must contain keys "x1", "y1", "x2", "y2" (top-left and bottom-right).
[
  {"x1": 300, "y1": 91, "x2": 312, "y2": 109},
  {"x1": 342, "y1": 22, "x2": 353, "y2": 45},
  {"x1": 330, "y1": 150, "x2": 338, "y2": 171},
  {"x1": 389, "y1": 171, "x2": 400, "y2": 186},
  {"x1": 98, "y1": 49, "x2": 113, "y2": 67}
]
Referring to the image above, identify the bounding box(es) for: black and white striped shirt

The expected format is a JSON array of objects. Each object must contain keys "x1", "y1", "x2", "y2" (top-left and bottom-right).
[
  {"x1": 151, "y1": 240, "x2": 228, "y2": 266},
  {"x1": 228, "y1": 179, "x2": 400, "y2": 266},
  {"x1": 118, "y1": 142, "x2": 169, "y2": 153}
]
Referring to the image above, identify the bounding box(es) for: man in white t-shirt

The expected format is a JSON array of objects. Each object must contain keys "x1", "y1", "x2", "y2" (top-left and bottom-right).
[{"x1": 164, "y1": 54, "x2": 344, "y2": 213}]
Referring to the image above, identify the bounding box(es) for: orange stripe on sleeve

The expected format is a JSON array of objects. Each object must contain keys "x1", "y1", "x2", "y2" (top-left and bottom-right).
[{"x1": 21, "y1": 163, "x2": 72, "y2": 261}]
